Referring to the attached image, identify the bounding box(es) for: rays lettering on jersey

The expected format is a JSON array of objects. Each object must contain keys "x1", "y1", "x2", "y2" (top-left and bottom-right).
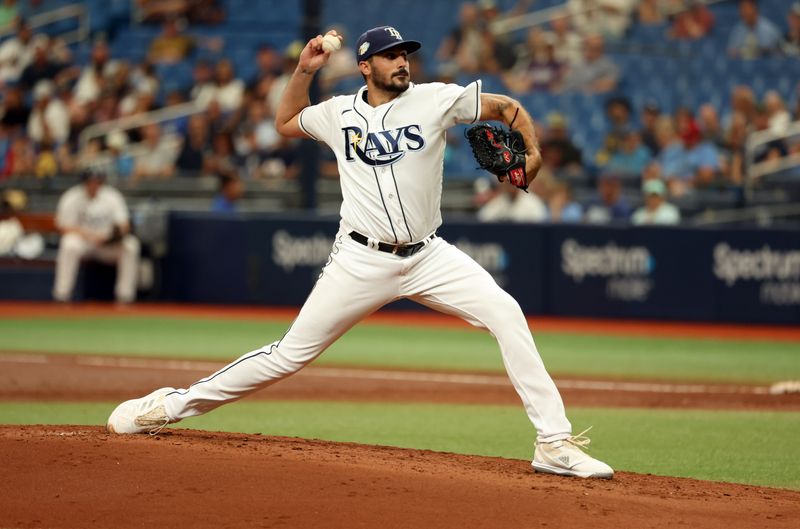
[{"x1": 342, "y1": 125, "x2": 425, "y2": 166}]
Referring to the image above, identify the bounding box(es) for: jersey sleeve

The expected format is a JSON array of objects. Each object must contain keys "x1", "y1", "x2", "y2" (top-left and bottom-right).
[
  {"x1": 109, "y1": 189, "x2": 130, "y2": 225},
  {"x1": 435, "y1": 80, "x2": 482, "y2": 128},
  {"x1": 297, "y1": 97, "x2": 338, "y2": 144},
  {"x1": 54, "y1": 190, "x2": 78, "y2": 230}
]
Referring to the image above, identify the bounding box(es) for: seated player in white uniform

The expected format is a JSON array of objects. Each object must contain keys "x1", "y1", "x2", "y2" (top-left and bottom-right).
[
  {"x1": 107, "y1": 26, "x2": 613, "y2": 479},
  {"x1": 53, "y1": 170, "x2": 140, "y2": 303}
]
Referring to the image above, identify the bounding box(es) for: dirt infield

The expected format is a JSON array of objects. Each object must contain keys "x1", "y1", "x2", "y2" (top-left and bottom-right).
[
  {"x1": 1, "y1": 426, "x2": 798, "y2": 529},
  {"x1": 2, "y1": 302, "x2": 800, "y2": 527}
]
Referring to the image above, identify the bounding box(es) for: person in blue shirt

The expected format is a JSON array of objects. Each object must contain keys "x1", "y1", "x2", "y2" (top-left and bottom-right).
[
  {"x1": 727, "y1": 0, "x2": 783, "y2": 58},
  {"x1": 211, "y1": 175, "x2": 243, "y2": 213}
]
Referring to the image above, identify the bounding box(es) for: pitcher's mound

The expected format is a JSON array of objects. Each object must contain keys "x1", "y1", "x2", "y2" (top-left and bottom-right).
[{"x1": 1, "y1": 426, "x2": 797, "y2": 529}]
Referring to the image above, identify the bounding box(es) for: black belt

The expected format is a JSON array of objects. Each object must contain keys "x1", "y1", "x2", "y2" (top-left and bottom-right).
[{"x1": 349, "y1": 231, "x2": 436, "y2": 258}]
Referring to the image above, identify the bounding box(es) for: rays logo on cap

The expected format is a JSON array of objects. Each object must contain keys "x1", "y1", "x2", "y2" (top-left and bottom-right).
[
  {"x1": 358, "y1": 42, "x2": 370, "y2": 56},
  {"x1": 384, "y1": 27, "x2": 402, "y2": 40}
]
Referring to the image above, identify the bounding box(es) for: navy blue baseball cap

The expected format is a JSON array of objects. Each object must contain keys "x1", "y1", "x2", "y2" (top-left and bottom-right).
[{"x1": 355, "y1": 26, "x2": 421, "y2": 62}]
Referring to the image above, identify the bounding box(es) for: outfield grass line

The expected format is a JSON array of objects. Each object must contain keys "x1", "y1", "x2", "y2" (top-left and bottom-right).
[{"x1": 3, "y1": 353, "x2": 775, "y2": 396}]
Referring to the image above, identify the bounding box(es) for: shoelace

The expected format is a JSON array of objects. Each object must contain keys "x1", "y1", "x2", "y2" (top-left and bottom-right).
[
  {"x1": 148, "y1": 419, "x2": 169, "y2": 436},
  {"x1": 564, "y1": 426, "x2": 593, "y2": 450}
]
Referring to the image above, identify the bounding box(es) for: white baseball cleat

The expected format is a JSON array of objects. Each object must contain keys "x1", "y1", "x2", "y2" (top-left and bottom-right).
[
  {"x1": 106, "y1": 387, "x2": 176, "y2": 435},
  {"x1": 532, "y1": 428, "x2": 614, "y2": 479}
]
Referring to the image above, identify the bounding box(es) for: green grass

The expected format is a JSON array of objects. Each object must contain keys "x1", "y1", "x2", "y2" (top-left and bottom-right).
[
  {"x1": 1, "y1": 316, "x2": 798, "y2": 382},
  {"x1": 2, "y1": 401, "x2": 798, "y2": 490}
]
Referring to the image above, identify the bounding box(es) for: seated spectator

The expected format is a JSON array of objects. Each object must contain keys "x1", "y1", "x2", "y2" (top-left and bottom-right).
[
  {"x1": 549, "y1": 12, "x2": 583, "y2": 68},
  {"x1": 653, "y1": 115, "x2": 690, "y2": 195},
  {"x1": 0, "y1": 18, "x2": 40, "y2": 83},
  {"x1": 727, "y1": 0, "x2": 783, "y2": 58},
  {"x1": 93, "y1": 130, "x2": 135, "y2": 181},
  {"x1": 670, "y1": 0, "x2": 715, "y2": 40},
  {"x1": 682, "y1": 120, "x2": 722, "y2": 189},
  {"x1": 33, "y1": 140, "x2": 57, "y2": 179},
  {"x1": 785, "y1": 2, "x2": 800, "y2": 56},
  {"x1": 177, "y1": 113, "x2": 210, "y2": 174},
  {"x1": 148, "y1": 18, "x2": 194, "y2": 64},
  {"x1": 539, "y1": 113, "x2": 583, "y2": 173},
  {"x1": 606, "y1": 130, "x2": 652, "y2": 179},
  {"x1": 189, "y1": 59, "x2": 216, "y2": 109},
  {"x1": 53, "y1": 170, "x2": 140, "y2": 304},
  {"x1": 131, "y1": 123, "x2": 178, "y2": 183},
  {"x1": 584, "y1": 173, "x2": 632, "y2": 224},
  {"x1": 546, "y1": 181, "x2": 583, "y2": 222},
  {"x1": 209, "y1": 59, "x2": 244, "y2": 113},
  {"x1": 631, "y1": 179, "x2": 680, "y2": 225},
  {"x1": 763, "y1": 90, "x2": 790, "y2": 135},
  {"x1": 234, "y1": 100, "x2": 280, "y2": 155},
  {"x1": 437, "y1": 2, "x2": 488, "y2": 75},
  {"x1": 722, "y1": 85, "x2": 756, "y2": 130},
  {"x1": 697, "y1": 103, "x2": 724, "y2": 149},
  {"x1": 557, "y1": 34, "x2": 620, "y2": 94},
  {"x1": 203, "y1": 132, "x2": 237, "y2": 180},
  {"x1": 27, "y1": 80, "x2": 70, "y2": 147},
  {"x1": 639, "y1": 100, "x2": 661, "y2": 155},
  {"x1": 130, "y1": 61, "x2": 160, "y2": 97},
  {"x1": 0, "y1": 86, "x2": 30, "y2": 133},
  {"x1": 73, "y1": 40, "x2": 111, "y2": 105},
  {"x1": 19, "y1": 40, "x2": 65, "y2": 90},
  {"x1": 2, "y1": 134, "x2": 34, "y2": 177},
  {"x1": 248, "y1": 44, "x2": 282, "y2": 92},
  {"x1": 596, "y1": 96, "x2": 633, "y2": 166},
  {"x1": 211, "y1": 174, "x2": 244, "y2": 213},
  {"x1": 751, "y1": 104, "x2": 788, "y2": 165},
  {"x1": 503, "y1": 27, "x2": 563, "y2": 93},
  {"x1": 267, "y1": 41, "x2": 303, "y2": 118},
  {"x1": 477, "y1": 183, "x2": 547, "y2": 223}
]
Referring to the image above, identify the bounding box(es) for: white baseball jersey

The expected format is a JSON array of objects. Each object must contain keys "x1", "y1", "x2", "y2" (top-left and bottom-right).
[
  {"x1": 55, "y1": 184, "x2": 129, "y2": 238},
  {"x1": 157, "y1": 76, "x2": 577, "y2": 449},
  {"x1": 298, "y1": 80, "x2": 482, "y2": 244}
]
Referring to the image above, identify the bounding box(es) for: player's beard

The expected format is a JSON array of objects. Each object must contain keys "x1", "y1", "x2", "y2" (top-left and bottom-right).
[{"x1": 373, "y1": 67, "x2": 410, "y2": 93}]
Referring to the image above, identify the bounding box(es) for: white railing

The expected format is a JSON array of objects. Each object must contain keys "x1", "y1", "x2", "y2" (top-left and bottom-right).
[
  {"x1": 491, "y1": 0, "x2": 727, "y2": 36},
  {"x1": 78, "y1": 101, "x2": 204, "y2": 148},
  {"x1": 0, "y1": 3, "x2": 90, "y2": 45},
  {"x1": 744, "y1": 119, "x2": 800, "y2": 201},
  {"x1": 692, "y1": 202, "x2": 800, "y2": 226}
]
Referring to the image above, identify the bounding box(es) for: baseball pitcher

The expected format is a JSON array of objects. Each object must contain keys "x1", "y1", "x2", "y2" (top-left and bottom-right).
[{"x1": 107, "y1": 26, "x2": 613, "y2": 479}]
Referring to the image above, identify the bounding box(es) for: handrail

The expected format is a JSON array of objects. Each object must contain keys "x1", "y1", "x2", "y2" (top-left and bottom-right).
[
  {"x1": 691, "y1": 202, "x2": 800, "y2": 226},
  {"x1": 78, "y1": 101, "x2": 204, "y2": 148},
  {"x1": 0, "y1": 4, "x2": 90, "y2": 45},
  {"x1": 491, "y1": 0, "x2": 727, "y2": 36},
  {"x1": 744, "y1": 119, "x2": 800, "y2": 201}
]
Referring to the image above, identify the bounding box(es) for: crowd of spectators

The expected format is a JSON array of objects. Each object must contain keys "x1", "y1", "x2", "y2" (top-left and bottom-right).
[
  {"x1": 439, "y1": 0, "x2": 799, "y2": 98},
  {"x1": 0, "y1": 7, "x2": 304, "y2": 195},
  {"x1": 0, "y1": 0, "x2": 797, "y2": 224},
  {"x1": 476, "y1": 79, "x2": 800, "y2": 226}
]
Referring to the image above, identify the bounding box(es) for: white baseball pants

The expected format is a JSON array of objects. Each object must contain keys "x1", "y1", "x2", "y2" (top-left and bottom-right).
[
  {"x1": 164, "y1": 232, "x2": 572, "y2": 442},
  {"x1": 53, "y1": 233, "x2": 140, "y2": 303}
]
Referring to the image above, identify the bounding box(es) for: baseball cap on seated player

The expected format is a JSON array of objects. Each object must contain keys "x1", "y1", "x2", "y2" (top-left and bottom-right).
[{"x1": 355, "y1": 26, "x2": 421, "y2": 63}]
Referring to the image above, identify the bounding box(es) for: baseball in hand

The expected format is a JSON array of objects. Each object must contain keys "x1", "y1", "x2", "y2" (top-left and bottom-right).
[{"x1": 321, "y1": 34, "x2": 341, "y2": 53}]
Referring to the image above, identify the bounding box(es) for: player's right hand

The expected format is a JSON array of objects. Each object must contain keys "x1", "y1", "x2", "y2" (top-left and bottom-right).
[{"x1": 298, "y1": 30, "x2": 341, "y2": 73}]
